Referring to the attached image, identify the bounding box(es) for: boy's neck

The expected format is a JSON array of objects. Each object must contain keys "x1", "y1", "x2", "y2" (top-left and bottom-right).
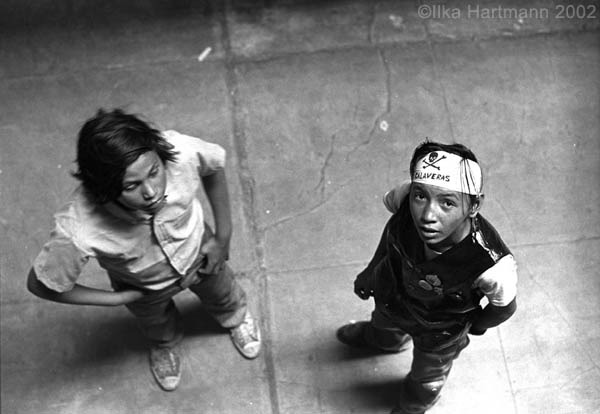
[
  {"x1": 422, "y1": 224, "x2": 473, "y2": 261},
  {"x1": 104, "y1": 200, "x2": 154, "y2": 222},
  {"x1": 423, "y1": 243, "x2": 443, "y2": 261}
]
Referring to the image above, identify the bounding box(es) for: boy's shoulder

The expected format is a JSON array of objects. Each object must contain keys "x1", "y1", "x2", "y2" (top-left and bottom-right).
[
  {"x1": 162, "y1": 130, "x2": 226, "y2": 170},
  {"x1": 383, "y1": 181, "x2": 411, "y2": 213},
  {"x1": 162, "y1": 129, "x2": 220, "y2": 150},
  {"x1": 56, "y1": 186, "x2": 99, "y2": 222},
  {"x1": 473, "y1": 215, "x2": 512, "y2": 262},
  {"x1": 162, "y1": 130, "x2": 196, "y2": 152},
  {"x1": 162, "y1": 129, "x2": 187, "y2": 142},
  {"x1": 54, "y1": 187, "x2": 120, "y2": 238}
]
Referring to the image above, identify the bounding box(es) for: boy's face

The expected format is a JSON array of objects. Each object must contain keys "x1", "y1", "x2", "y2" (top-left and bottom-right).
[
  {"x1": 409, "y1": 183, "x2": 479, "y2": 252},
  {"x1": 117, "y1": 151, "x2": 167, "y2": 214}
]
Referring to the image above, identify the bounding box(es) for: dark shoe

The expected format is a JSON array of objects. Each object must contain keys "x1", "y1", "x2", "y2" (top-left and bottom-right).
[
  {"x1": 149, "y1": 347, "x2": 181, "y2": 391},
  {"x1": 390, "y1": 405, "x2": 424, "y2": 414},
  {"x1": 336, "y1": 321, "x2": 410, "y2": 353}
]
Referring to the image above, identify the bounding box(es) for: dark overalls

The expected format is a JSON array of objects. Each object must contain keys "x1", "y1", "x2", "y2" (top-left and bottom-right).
[{"x1": 364, "y1": 199, "x2": 510, "y2": 413}]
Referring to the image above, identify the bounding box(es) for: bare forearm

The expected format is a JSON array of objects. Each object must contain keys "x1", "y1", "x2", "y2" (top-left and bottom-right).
[
  {"x1": 27, "y1": 268, "x2": 141, "y2": 306},
  {"x1": 38, "y1": 284, "x2": 128, "y2": 306},
  {"x1": 202, "y1": 169, "x2": 232, "y2": 243}
]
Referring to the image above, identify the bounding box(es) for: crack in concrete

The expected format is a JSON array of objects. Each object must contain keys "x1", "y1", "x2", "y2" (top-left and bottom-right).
[
  {"x1": 546, "y1": 40, "x2": 558, "y2": 84},
  {"x1": 420, "y1": 84, "x2": 442, "y2": 98},
  {"x1": 420, "y1": 7, "x2": 456, "y2": 142},
  {"x1": 516, "y1": 109, "x2": 527, "y2": 147},
  {"x1": 496, "y1": 328, "x2": 519, "y2": 414},
  {"x1": 263, "y1": 177, "x2": 353, "y2": 231},
  {"x1": 312, "y1": 131, "x2": 337, "y2": 199},
  {"x1": 345, "y1": 47, "x2": 391, "y2": 161},
  {"x1": 381, "y1": 47, "x2": 392, "y2": 114},
  {"x1": 367, "y1": 2, "x2": 379, "y2": 45}
]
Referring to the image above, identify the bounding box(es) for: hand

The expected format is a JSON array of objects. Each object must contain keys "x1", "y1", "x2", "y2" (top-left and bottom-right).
[
  {"x1": 354, "y1": 268, "x2": 374, "y2": 300},
  {"x1": 199, "y1": 236, "x2": 229, "y2": 275},
  {"x1": 179, "y1": 270, "x2": 202, "y2": 289}
]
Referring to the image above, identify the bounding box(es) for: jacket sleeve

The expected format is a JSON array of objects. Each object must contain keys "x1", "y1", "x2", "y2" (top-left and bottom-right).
[
  {"x1": 470, "y1": 255, "x2": 518, "y2": 334},
  {"x1": 354, "y1": 225, "x2": 388, "y2": 296},
  {"x1": 470, "y1": 298, "x2": 517, "y2": 335}
]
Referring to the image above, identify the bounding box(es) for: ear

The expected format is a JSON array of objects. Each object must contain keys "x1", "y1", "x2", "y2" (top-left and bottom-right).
[{"x1": 469, "y1": 194, "x2": 484, "y2": 218}]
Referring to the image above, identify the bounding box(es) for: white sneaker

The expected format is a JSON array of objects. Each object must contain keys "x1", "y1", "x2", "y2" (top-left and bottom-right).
[
  {"x1": 230, "y1": 311, "x2": 261, "y2": 359},
  {"x1": 149, "y1": 347, "x2": 181, "y2": 391}
]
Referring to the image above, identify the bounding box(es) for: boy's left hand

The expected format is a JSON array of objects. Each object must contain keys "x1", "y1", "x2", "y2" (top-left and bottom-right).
[
  {"x1": 354, "y1": 268, "x2": 374, "y2": 300},
  {"x1": 199, "y1": 236, "x2": 229, "y2": 274}
]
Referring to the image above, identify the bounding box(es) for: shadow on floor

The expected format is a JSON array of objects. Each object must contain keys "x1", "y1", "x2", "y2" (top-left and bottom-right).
[
  {"x1": 57, "y1": 302, "x2": 230, "y2": 370},
  {"x1": 346, "y1": 378, "x2": 405, "y2": 409}
]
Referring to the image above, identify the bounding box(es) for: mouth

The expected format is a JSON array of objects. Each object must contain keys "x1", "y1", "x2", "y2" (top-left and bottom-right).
[
  {"x1": 144, "y1": 196, "x2": 165, "y2": 210},
  {"x1": 418, "y1": 227, "x2": 439, "y2": 237}
]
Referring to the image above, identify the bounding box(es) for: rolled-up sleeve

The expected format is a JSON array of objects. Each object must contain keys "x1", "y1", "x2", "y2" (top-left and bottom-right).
[
  {"x1": 33, "y1": 222, "x2": 89, "y2": 292},
  {"x1": 474, "y1": 254, "x2": 518, "y2": 306}
]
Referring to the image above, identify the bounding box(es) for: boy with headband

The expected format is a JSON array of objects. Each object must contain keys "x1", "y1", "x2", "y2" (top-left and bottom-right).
[{"x1": 337, "y1": 141, "x2": 518, "y2": 414}]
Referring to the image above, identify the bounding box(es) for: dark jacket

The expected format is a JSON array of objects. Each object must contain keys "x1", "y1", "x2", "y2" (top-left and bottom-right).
[{"x1": 370, "y1": 197, "x2": 512, "y2": 334}]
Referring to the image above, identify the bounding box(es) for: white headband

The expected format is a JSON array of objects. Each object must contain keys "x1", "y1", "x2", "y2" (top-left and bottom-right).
[{"x1": 412, "y1": 151, "x2": 482, "y2": 195}]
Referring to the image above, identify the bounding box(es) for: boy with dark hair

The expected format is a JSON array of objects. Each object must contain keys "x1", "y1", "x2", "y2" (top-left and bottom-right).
[
  {"x1": 27, "y1": 108, "x2": 261, "y2": 391},
  {"x1": 337, "y1": 141, "x2": 518, "y2": 414}
]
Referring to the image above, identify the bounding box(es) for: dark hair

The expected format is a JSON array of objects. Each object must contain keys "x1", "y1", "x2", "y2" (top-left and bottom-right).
[
  {"x1": 72, "y1": 108, "x2": 178, "y2": 203},
  {"x1": 409, "y1": 140, "x2": 482, "y2": 204}
]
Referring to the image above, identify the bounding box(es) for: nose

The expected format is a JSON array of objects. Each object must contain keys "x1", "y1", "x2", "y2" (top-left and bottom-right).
[
  {"x1": 420, "y1": 201, "x2": 437, "y2": 224},
  {"x1": 142, "y1": 181, "x2": 156, "y2": 200}
]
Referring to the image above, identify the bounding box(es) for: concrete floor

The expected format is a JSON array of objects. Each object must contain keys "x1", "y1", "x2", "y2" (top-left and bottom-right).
[{"x1": 1, "y1": 1, "x2": 599, "y2": 413}]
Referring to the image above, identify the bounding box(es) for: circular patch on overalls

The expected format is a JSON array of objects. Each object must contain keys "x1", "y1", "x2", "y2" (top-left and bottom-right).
[
  {"x1": 418, "y1": 275, "x2": 443, "y2": 295},
  {"x1": 425, "y1": 274, "x2": 442, "y2": 286},
  {"x1": 418, "y1": 280, "x2": 433, "y2": 291}
]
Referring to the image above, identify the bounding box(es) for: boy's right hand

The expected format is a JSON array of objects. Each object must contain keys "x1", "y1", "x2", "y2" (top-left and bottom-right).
[{"x1": 354, "y1": 269, "x2": 374, "y2": 300}]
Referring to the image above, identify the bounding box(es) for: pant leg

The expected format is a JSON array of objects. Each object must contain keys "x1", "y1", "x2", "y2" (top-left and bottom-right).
[
  {"x1": 394, "y1": 328, "x2": 470, "y2": 414},
  {"x1": 119, "y1": 283, "x2": 185, "y2": 349},
  {"x1": 366, "y1": 303, "x2": 412, "y2": 351},
  {"x1": 188, "y1": 262, "x2": 248, "y2": 329}
]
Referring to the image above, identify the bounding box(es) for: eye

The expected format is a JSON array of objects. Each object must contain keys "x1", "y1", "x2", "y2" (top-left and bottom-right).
[
  {"x1": 149, "y1": 167, "x2": 159, "y2": 177},
  {"x1": 123, "y1": 183, "x2": 137, "y2": 192},
  {"x1": 414, "y1": 192, "x2": 425, "y2": 200},
  {"x1": 443, "y1": 200, "x2": 456, "y2": 208}
]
